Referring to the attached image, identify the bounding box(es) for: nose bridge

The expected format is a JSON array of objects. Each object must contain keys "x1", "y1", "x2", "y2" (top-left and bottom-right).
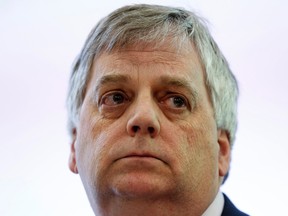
[
  {"x1": 136, "y1": 91, "x2": 155, "y2": 115},
  {"x1": 126, "y1": 90, "x2": 160, "y2": 137}
]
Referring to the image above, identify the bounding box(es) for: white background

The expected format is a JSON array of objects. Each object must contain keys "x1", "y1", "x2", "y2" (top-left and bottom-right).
[{"x1": 1, "y1": 0, "x2": 287, "y2": 215}]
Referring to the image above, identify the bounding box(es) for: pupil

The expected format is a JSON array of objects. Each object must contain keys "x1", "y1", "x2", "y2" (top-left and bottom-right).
[
  {"x1": 173, "y1": 97, "x2": 184, "y2": 107},
  {"x1": 113, "y1": 94, "x2": 123, "y2": 103}
]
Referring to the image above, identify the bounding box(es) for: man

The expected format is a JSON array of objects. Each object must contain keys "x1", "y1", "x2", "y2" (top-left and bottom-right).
[{"x1": 67, "y1": 4, "x2": 249, "y2": 216}]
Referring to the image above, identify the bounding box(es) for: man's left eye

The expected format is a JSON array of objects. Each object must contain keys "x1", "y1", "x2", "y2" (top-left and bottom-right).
[
  {"x1": 162, "y1": 95, "x2": 188, "y2": 109},
  {"x1": 171, "y1": 96, "x2": 186, "y2": 107}
]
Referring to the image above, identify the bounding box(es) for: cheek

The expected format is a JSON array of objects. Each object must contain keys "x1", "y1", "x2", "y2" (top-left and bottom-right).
[
  {"x1": 177, "y1": 116, "x2": 219, "y2": 173},
  {"x1": 75, "y1": 111, "x2": 108, "y2": 180},
  {"x1": 75, "y1": 109, "x2": 126, "y2": 188}
]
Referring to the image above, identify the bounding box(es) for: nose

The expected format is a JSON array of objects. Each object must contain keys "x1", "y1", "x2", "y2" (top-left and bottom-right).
[{"x1": 126, "y1": 98, "x2": 160, "y2": 138}]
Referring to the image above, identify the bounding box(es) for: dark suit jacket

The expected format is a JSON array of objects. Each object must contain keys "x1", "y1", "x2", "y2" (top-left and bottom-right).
[{"x1": 221, "y1": 194, "x2": 249, "y2": 216}]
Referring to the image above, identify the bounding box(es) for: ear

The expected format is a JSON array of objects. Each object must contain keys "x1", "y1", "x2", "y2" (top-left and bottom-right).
[
  {"x1": 217, "y1": 129, "x2": 231, "y2": 177},
  {"x1": 69, "y1": 128, "x2": 78, "y2": 174}
]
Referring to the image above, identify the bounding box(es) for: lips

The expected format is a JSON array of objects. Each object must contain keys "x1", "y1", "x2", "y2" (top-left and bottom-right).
[
  {"x1": 115, "y1": 152, "x2": 165, "y2": 163},
  {"x1": 115, "y1": 153, "x2": 167, "y2": 165},
  {"x1": 125, "y1": 153, "x2": 157, "y2": 158}
]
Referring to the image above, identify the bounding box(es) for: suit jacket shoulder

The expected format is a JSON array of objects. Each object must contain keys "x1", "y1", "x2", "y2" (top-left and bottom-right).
[{"x1": 221, "y1": 193, "x2": 249, "y2": 216}]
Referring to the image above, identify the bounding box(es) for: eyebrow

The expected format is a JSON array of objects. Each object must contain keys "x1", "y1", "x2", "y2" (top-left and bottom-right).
[{"x1": 94, "y1": 74, "x2": 131, "y2": 92}]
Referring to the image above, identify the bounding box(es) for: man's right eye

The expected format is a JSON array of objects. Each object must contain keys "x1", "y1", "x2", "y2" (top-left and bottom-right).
[{"x1": 101, "y1": 92, "x2": 128, "y2": 106}]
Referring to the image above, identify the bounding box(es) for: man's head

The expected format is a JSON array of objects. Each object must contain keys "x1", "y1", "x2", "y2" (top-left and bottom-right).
[{"x1": 67, "y1": 4, "x2": 238, "y2": 215}]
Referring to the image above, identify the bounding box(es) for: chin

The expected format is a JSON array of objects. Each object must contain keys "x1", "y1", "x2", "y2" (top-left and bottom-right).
[{"x1": 109, "y1": 173, "x2": 175, "y2": 199}]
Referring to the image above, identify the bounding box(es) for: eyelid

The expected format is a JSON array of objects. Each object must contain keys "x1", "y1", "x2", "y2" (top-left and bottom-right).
[
  {"x1": 94, "y1": 75, "x2": 132, "y2": 93},
  {"x1": 158, "y1": 77, "x2": 198, "y2": 103}
]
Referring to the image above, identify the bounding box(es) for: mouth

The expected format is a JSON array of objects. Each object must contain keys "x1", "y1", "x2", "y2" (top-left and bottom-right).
[
  {"x1": 120, "y1": 153, "x2": 158, "y2": 160},
  {"x1": 115, "y1": 153, "x2": 167, "y2": 165},
  {"x1": 125, "y1": 153, "x2": 156, "y2": 157}
]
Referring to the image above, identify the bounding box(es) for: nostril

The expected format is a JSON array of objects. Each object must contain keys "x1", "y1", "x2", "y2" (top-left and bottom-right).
[
  {"x1": 130, "y1": 125, "x2": 157, "y2": 136},
  {"x1": 148, "y1": 127, "x2": 155, "y2": 134},
  {"x1": 132, "y1": 126, "x2": 139, "y2": 133}
]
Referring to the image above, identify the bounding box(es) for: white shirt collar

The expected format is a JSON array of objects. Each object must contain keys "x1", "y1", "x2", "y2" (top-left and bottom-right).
[{"x1": 202, "y1": 191, "x2": 224, "y2": 216}]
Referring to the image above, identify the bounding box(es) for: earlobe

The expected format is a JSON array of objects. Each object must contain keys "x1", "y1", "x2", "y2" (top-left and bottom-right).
[
  {"x1": 217, "y1": 129, "x2": 231, "y2": 177},
  {"x1": 69, "y1": 128, "x2": 78, "y2": 174}
]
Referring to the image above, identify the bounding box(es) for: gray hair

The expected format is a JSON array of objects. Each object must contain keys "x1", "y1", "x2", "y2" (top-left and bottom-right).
[{"x1": 67, "y1": 4, "x2": 238, "y2": 148}]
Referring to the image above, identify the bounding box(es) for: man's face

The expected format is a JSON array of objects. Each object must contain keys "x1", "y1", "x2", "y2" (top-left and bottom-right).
[{"x1": 69, "y1": 42, "x2": 230, "y2": 211}]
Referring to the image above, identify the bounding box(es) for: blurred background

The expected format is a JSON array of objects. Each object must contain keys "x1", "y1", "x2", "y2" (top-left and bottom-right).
[{"x1": 0, "y1": 0, "x2": 287, "y2": 215}]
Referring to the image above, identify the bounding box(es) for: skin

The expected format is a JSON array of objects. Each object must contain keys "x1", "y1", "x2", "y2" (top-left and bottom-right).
[{"x1": 69, "y1": 41, "x2": 231, "y2": 216}]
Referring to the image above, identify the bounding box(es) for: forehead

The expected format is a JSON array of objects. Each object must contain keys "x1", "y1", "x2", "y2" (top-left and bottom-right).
[{"x1": 91, "y1": 42, "x2": 204, "y2": 81}]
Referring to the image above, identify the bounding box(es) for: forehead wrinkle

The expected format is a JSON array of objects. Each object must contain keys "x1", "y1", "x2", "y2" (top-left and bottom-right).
[{"x1": 115, "y1": 49, "x2": 187, "y2": 66}]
